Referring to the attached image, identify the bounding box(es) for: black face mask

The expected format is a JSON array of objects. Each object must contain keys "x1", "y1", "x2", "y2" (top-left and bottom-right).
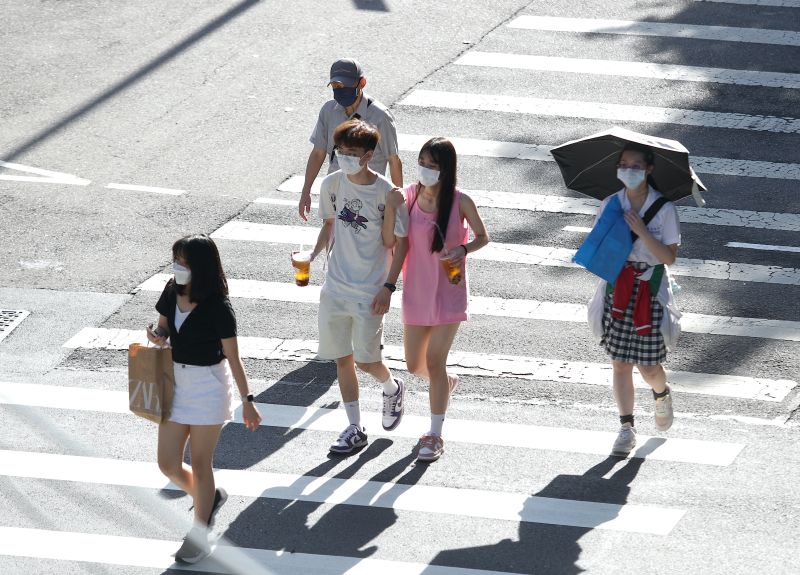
[{"x1": 333, "y1": 86, "x2": 358, "y2": 108}]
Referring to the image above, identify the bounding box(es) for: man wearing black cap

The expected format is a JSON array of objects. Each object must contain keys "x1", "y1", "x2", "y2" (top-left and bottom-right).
[{"x1": 299, "y1": 58, "x2": 403, "y2": 221}]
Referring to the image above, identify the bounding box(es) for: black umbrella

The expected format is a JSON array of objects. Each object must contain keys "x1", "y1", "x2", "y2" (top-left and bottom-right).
[{"x1": 550, "y1": 127, "x2": 707, "y2": 206}]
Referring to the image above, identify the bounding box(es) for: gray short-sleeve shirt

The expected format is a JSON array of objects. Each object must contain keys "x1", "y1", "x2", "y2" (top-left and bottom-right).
[{"x1": 309, "y1": 93, "x2": 399, "y2": 177}]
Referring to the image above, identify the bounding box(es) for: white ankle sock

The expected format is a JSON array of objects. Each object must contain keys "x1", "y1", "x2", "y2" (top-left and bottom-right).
[
  {"x1": 344, "y1": 401, "x2": 361, "y2": 428},
  {"x1": 430, "y1": 413, "x2": 445, "y2": 436},
  {"x1": 380, "y1": 374, "x2": 399, "y2": 396}
]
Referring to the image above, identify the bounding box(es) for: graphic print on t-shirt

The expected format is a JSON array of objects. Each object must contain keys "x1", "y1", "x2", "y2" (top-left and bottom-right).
[{"x1": 338, "y1": 197, "x2": 368, "y2": 233}]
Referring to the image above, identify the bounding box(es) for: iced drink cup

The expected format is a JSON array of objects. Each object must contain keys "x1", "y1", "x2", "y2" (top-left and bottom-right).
[
  {"x1": 291, "y1": 251, "x2": 312, "y2": 286},
  {"x1": 439, "y1": 252, "x2": 462, "y2": 285}
]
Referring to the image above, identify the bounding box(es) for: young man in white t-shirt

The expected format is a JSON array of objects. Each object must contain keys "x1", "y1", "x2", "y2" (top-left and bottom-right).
[{"x1": 309, "y1": 118, "x2": 409, "y2": 453}]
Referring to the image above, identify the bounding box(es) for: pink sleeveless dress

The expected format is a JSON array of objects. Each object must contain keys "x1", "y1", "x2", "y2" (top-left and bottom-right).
[{"x1": 401, "y1": 183, "x2": 469, "y2": 326}]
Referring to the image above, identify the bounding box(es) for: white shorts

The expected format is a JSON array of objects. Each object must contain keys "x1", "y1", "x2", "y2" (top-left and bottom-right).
[
  {"x1": 169, "y1": 360, "x2": 234, "y2": 425},
  {"x1": 318, "y1": 292, "x2": 384, "y2": 363}
]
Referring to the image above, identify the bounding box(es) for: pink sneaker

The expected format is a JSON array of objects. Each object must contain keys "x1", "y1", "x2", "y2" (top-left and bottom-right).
[{"x1": 417, "y1": 432, "x2": 444, "y2": 462}]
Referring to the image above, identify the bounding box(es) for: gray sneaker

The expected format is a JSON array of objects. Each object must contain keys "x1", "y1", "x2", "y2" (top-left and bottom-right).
[
  {"x1": 174, "y1": 525, "x2": 210, "y2": 564},
  {"x1": 611, "y1": 425, "x2": 637, "y2": 457},
  {"x1": 654, "y1": 390, "x2": 674, "y2": 431},
  {"x1": 382, "y1": 378, "x2": 405, "y2": 431}
]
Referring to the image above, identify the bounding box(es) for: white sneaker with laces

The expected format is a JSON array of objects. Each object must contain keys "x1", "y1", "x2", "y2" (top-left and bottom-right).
[
  {"x1": 611, "y1": 425, "x2": 637, "y2": 457},
  {"x1": 654, "y1": 391, "x2": 674, "y2": 431},
  {"x1": 174, "y1": 525, "x2": 210, "y2": 564},
  {"x1": 382, "y1": 378, "x2": 405, "y2": 431},
  {"x1": 417, "y1": 432, "x2": 445, "y2": 462},
  {"x1": 329, "y1": 424, "x2": 368, "y2": 454}
]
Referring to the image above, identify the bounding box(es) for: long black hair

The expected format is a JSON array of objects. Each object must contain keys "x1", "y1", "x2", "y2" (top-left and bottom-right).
[
  {"x1": 617, "y1": 142, "x2": 659, "y2": 191},
  {"x1": 419, "y1": 137, "x2": 458, "y2": 253},
  {"x1": 171, "y1": 234, "x2": 229, "y2": 303}
]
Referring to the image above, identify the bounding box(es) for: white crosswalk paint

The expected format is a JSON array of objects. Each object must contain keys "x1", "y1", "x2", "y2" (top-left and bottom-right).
[
  {"x1": 62, "y1": 328, "x2": 797, "y2": 401},
  {"x1": 455, "y1": 52, "x2": 800, "y2": 89},
  {"x1": 273, "y1": 174, "x2": 800, "y2": 232},
  {"x1": 507, "y1": 15, "x2": 800, "y2": 46},
  {"x1": 208, "y1": 221, "x2": 800, "y2": 286},
  {"x1": 0, "y1": 160, "x2": 91, "y2": 185},
  {"x1": 399, "y1": 90, "x2": 800, "y2": 134},
  {"x1": 0, "y1": 526, "x2": 529, "y2": 574},
  {"x1": 0, "y1": 382, "x2": 746, "y2": 465},
  {"x1": 726, "y1": 242, "x2": 800, "y2": 253},
  {"x1": 137, "y1": 274, "x2": 800, "y2": 342},
  {"x1": 398, "y1": 134, "x2": 800, "y2": 182},
  {"x1": 106, "y1": 183, "x2": 186, "y2": 195},
  {"x1": 0, "y1": 450, "x2": 686, "y2": 533},
  {"x1": 564, "y1": 226, "x2": 594, "y2": 233}
]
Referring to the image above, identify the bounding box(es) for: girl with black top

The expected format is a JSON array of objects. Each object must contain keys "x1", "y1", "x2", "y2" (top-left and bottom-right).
[{"x1": 146, "y1": 234, "x2": 261, "y2": 564}]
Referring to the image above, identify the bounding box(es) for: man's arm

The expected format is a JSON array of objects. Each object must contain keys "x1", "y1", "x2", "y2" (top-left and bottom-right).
[
  {"x1": 310, "y1": 219, "x2": 334, "y2": 261},
  {"x1": 299, "y1": 147, "x2": 327, "y2": 221},
  {"x1": 387, "y1": 154, "x2": 403, "y2": 187}
]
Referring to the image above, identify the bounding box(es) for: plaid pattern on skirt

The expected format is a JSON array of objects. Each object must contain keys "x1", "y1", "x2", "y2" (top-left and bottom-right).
[{"x1": 601, "y1": 272, "x2": 667, "y2": 365}]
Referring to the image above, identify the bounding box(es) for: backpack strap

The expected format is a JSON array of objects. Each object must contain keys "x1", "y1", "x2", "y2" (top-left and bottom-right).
[{"x1": 631, "y1": 197, "x2": 669, "y2": 243}]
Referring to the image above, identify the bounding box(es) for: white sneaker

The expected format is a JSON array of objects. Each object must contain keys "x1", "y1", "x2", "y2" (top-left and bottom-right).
[
  {"x1": 654, "y1": 391, "x2": 674, "y2": 431},
  {"x1": 611, "y1": 425, "x2": 637, "y2": 457},
  {"x1": 329, "y1": 424, "x2": 368, "y2": 454},
  {"x1": 382, "y1": 378, "x2": 405, "y2": 431},
  {"x1": 174, "y1": 525, "x2": 210, "y2": 564}
]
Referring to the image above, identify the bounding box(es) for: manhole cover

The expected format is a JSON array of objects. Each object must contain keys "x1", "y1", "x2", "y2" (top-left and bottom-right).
[{"x1": 0, "y1": 309, "x2": 30, "y2": 343}]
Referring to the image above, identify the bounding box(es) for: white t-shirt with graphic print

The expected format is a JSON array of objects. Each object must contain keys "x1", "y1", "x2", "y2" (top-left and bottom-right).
[
  {"x1": 595, "y1": 187, "x2": 681, "y2": 266},
  {"x1": 319, "y1": 170, "x2": 409, "y2": 304}
]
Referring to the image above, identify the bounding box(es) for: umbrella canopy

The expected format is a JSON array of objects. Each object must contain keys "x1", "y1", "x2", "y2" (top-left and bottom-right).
[{"x1": 550, "y1": 127, "x2": 707, "y2": 205}]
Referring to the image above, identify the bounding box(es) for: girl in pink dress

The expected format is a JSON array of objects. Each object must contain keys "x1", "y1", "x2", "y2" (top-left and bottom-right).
[{"x1": 385, "y1": 137, "x2": 489, "y2": 462}]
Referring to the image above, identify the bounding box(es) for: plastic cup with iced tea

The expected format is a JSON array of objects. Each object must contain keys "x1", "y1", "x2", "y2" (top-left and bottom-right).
[
  {"x1": 439, "y1": 252, "x2": 462, "y2": 285},
  {"x1": 291, "y1": 251, "x2": 312, "y2": 286}
]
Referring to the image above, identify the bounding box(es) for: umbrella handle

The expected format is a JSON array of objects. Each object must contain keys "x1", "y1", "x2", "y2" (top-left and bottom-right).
[{"x1": 691, "y1": 181, "x2": 705, "y2": 208}]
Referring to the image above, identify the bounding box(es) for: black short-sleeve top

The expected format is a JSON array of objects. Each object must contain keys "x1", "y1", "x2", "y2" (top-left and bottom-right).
[{"x1": 155, "y1": 282, "x2": 237, "y2": 366}]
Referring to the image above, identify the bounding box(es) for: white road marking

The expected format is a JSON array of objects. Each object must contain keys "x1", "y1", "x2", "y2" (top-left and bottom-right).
[
  {"x1": 274, "y1": 174, "x2": 800, "y2": 232},
  {"x1": 0, "y1": 450, "x2": 685, "y2": 533},
  {"x1": 0, "y1": 525, "x2": 551, "y2": 574},
  {"x1": 563, "y1": 226, "x2": 594, "y2": 233},
  {"x1": 63, "y1": 328, "x2": 797, "y2": 401},
  {"x1": 455, "y1": 52, "x2": 800, "y2": 89},
  {"x1": 0, "y1": 160, "x2": 90, "y2": 185},
  {"x1": 507, "y1": 15, "x2": 800, "y2": 46},
  {"x1": 399, "y1": 134, "x2": 800, "y2": 182},
  {"x1": 209, "y1": 221, "x2": 800, "y2": 286},
  {"x1": 137, "y1": 274, "x2": 800, "y2": 342},
  {"x1": 726, "y1": 241, "x2": 800, "y2": 253},
  {"x1": 0, "y1": 382, "x2": 744, "y2": 466},
  {"x1": 105, "y1": 183, "x2": 186, "y2": 195},
  {"x1": 399, "y1": 89, "x2": 800, "y2": 134}
]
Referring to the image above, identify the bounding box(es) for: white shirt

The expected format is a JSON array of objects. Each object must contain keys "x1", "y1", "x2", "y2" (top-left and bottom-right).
[
  {"x1": 596, "y1": 187, "x2": 681, "y2": 265},
  {"x1": 319, "y1": 171, "x2": 409, "y2": 304}
]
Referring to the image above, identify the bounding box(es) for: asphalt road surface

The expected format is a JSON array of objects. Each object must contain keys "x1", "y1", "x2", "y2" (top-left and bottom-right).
[{"x1": 1, "y1": 1, "x2": 799, "y2": 574}]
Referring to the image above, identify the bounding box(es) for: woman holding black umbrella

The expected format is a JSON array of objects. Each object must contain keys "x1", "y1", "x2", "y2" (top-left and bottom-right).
[{"x1": 591, "y1": 142, "x2": 680, "y2": 456}]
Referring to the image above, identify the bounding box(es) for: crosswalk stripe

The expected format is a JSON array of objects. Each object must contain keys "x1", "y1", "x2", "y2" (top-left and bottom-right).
[
  {"x1": 0, "y1": 383, "x2": 745, "y2": 465},
  {"x1": 106, "y1": 183, "x2": 186, "y2": 196},
  {"x1": 0, "y1": 525, "x2": 526, "y2": 574},
  {"x1": 62, "y1": 328, "x2": 797, "y2": 402},
  {"x1": 137, "y1": 274, "x2": 800, "y2": 342},
  {"x1": 0, "y1": 450, "x2": 686, "y2": 533},
  {"x1": 455, "y1": 52, "x2": 800, "y2": 89},
  {"x1": 398, "y1": 133, "x2": 800, "y2": 182},
  {"x1": 507, "y1": 15, "x2": 800, "y2": 46},
  {"x1": 208, "y1": 221, "x2": 800, "y2": 286},
  {"x1": 726, "y1": 241, "x2": 800, "y2": 254},
  {"x1": 398, "y1": 89, "x2": 800, "y2": 134},
  {"x1": 274, "y1": 174, "x2": 800, "y2": 232}
]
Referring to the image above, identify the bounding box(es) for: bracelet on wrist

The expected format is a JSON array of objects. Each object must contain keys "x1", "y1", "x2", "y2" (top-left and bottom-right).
[
  {"x1": 383, "y1": 282, "x2": 397, "y2": 293},
  {"x1": 460, "y1": 244, "x2": 469, "y2": 255}
]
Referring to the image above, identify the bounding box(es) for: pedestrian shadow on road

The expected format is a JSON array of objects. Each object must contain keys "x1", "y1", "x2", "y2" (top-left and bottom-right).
[
  {"x1": 210, "y1": 360, "x2": 338, "y2": 471},
  {"x1": 219, "y1": 438, "x2": 429, "y2": 560},
  {"x1": 422, "y1": 455, "x2": 645, "y2": 575}
]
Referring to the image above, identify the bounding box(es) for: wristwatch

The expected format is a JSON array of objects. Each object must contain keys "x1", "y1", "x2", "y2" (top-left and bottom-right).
[
  {"x1": 245, "y1": 393, "x2": 255, "y2": 403},
  {"x1": 383, "y1": 282, "x2": 397, "y2": 293}
]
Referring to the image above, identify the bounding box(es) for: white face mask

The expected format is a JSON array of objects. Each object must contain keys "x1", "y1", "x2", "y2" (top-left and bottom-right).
[
  {"x1": 173, "y1": 262, "x2": 191, "y2": 285},
  {"x1": 337, "y1": 152, "x2": 364, "y2": 175},
  {"x1": 417, "y1": 165, "x2": 440, "y2": 187},
  {"x1": 617, "y1": 168, "x2": 647, "y2": 190}
]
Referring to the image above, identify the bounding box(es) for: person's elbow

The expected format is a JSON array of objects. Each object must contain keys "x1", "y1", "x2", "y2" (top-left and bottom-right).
[{"x1": 383, "y1": 234, "x2": 397, "y2": 248}]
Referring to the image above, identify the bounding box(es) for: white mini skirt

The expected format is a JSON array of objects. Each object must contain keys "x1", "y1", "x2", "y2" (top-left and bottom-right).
[{"x1": 169, "y1": 360, "x2": 234, "y2": 425}]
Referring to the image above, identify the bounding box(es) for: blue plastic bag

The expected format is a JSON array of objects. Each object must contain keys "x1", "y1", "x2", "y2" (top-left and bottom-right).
[{"x1": 572, "y1": 195, "x2": 632, "y2": 283}]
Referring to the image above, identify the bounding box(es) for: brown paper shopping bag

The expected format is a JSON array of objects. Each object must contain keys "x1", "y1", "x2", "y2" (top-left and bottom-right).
[{"x1": 128, "y1": 343, "x2": 175, "y2": 423}]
